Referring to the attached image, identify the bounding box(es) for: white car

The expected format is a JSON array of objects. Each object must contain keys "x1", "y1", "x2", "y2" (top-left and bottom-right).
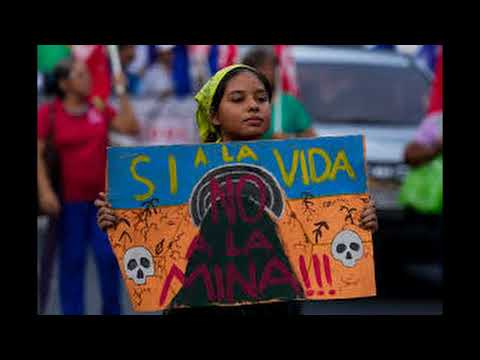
[{"x1": 291, "y1": 45, "x2": 431, "y2": 213}]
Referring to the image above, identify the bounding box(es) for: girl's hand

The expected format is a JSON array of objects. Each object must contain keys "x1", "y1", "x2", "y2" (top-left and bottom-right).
[
  {"x1": 359, "y1": 197, "x2": 378, "y2": 233},
  {"x1": 94, "y1": 192, "x2": 117, "y2": 232}
]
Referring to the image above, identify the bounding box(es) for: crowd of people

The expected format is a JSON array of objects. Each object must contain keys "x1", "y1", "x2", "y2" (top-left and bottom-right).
[
  {"x1": 38, "y1": 45, "x2": 228, "y2": 99},
  {"x1": 37, "y1": 44, "x2": 442, "y2": 315}
]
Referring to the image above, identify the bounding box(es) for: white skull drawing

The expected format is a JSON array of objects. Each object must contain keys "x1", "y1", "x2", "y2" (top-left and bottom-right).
[
  {"x1": 124, "y1": 247, "x2": 155, "y2": 285},
  {"x1": 331, "y1": 230, "x2": 364, "y2": 267}
]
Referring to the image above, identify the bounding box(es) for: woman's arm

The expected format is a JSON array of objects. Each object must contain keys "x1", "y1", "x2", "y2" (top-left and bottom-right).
[
  {"x1": 404, "y1": 140, "x2": 442, "y2": 167},
  {"x1": 109, "y1": 73, "x2": 140, "y2": 135},
  {"x1": 37, "y1": 139, "x2": 61, "y2": 217}
]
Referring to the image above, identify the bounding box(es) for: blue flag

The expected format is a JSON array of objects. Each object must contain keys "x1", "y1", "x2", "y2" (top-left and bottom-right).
[
  {"x1": 366, "y1": 45, "x2": 397, "y2": 51},
  {"x1": 415, "y1": 45, "x2": 439, "y2": 74}
]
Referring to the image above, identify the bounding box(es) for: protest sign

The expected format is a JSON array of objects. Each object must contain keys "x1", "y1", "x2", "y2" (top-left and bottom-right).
[{"x1": 107, "y1": 135, "x2": 376, "y2": 311}]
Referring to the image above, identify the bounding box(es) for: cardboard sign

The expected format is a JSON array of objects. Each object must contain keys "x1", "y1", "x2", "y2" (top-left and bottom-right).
[{"x1": 107, "y1": 135, "x2": 376, "y2": 312}]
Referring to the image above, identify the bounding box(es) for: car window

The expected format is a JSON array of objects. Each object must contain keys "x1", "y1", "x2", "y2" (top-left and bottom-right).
[{"x1": 296, "y1": 62, "x2": 431, "y2": 126}]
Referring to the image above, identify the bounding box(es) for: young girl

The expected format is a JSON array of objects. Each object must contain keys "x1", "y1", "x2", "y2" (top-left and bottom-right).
[{"x1": 96, "y1": 64, "x2": 378, "y2": 315}]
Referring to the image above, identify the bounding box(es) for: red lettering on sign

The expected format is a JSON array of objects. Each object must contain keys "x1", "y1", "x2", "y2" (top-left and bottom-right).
[
  {"x1": 236, "y1": 174, "x2": 267, "y2": 224},
  {"x1": 225, "y1": 228, "x2": 242, "y2": 257},
  {"x1": 323, "y1": 254, "x2": 336, "y2": 295},
  {"x1": 210, "y1": 177, "x2": 236, "y2": 225},
  {"x1": 226, "y1": 228, "x2": 273, "y2": 257},
  {"x1": 244, "y1": 228, "x2": 273, "y2": 255},
  {"x1": 159, "y1": 263, "x2": 215, "y2": 306},
  {"x1": 299, "y1": 255, "x2": 314, "y2": 296},
  {"x1": 183, "y1": 264, "x2": 216, "y2": 302},
  {"x1": 226, "y1": 261, "x2": 258, "y2": 302},
  {"x1": 185, "y1": 234, "x2": 212, "y2": 260},
  {"x1": 159, "y1": 263, "x2": 185, "y2": 306},
  {"x1": 312, "y1": 254, "x2": 324, "y2": 289},
  {"x1": 259, "y1": 256, "x2": 302, "y2": 296}
]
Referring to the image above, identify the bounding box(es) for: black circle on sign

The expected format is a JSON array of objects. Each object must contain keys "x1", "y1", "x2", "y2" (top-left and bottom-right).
[{"x1": 189, "y1": 164, "x2": 285, "y2": 227}]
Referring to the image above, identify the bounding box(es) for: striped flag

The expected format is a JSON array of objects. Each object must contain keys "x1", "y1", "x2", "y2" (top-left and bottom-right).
[
  {"x1": 166, "y1": 45, "x2": 239, "y2": 96},
  {"x1": 366, "y1": 45, "x2": 422, "y2": 55},
  {"x1": 365, "y1": 44, "x2": 397, "y2": 52},
  {"x1": 189, "y1": 45, "x2": 239, "y2": 79},
  {"x1": 415, "y1": 45, "x2": 441, "y2": 75},
  {"x1": 414, "y1": 46, "x2": 443, "y2": 145},
  {"x1": 71, "y1": 45, "x2": 111, "y2": 107},
  {"x1": 216, "y1": 45, "x2": 238, "y2": 69},
  {"x1": 143, "y1": 45, "x2": 241, "y2": 97},
  {"x1": 427, "y1": 47, "x2": 442, "y2": 115},
  {"x1": 273, "y1": 45, "x2": 299, "y2": 97}
]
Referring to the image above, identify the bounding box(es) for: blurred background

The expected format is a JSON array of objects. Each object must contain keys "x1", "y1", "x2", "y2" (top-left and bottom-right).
[{"x1": 37, "y1": 44, "x2": 442, "y2": 315}]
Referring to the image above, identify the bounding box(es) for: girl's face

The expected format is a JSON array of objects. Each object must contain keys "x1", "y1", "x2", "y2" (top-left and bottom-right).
[
  {"x1": 212, "y1": 71, "x2": 271, "y2": 142},
  {"x1": 61, "y1": 61, "x2": 91, "y2": 99}
]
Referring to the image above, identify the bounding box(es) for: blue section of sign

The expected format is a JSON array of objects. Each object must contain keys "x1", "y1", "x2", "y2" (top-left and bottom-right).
[{"x1": 108, "y1": 135, "x2": 367, "y2": 209}]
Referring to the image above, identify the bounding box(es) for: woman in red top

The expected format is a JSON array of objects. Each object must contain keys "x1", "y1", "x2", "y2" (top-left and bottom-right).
[{"x1": 37, "y1": 57, "x2": 139, "y2": 314}]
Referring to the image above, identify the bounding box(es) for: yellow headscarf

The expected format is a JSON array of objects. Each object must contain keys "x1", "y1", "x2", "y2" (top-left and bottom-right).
[{"x1": 195, "y1": 64, "x2": 256, "y2": 143}]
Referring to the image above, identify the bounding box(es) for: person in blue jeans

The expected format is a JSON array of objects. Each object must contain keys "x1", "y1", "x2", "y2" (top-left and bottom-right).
[
  {"x1": 58, "y1": 203, "x2": 122, "y2": 314},
  {"x1": 37, "y1": 57, "x2": 139, "y2": 314}
]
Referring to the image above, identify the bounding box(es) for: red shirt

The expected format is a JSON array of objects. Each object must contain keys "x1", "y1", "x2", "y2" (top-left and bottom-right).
[{"x1": 37, "y1": 99, "x2": 116, "y2": 202}]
